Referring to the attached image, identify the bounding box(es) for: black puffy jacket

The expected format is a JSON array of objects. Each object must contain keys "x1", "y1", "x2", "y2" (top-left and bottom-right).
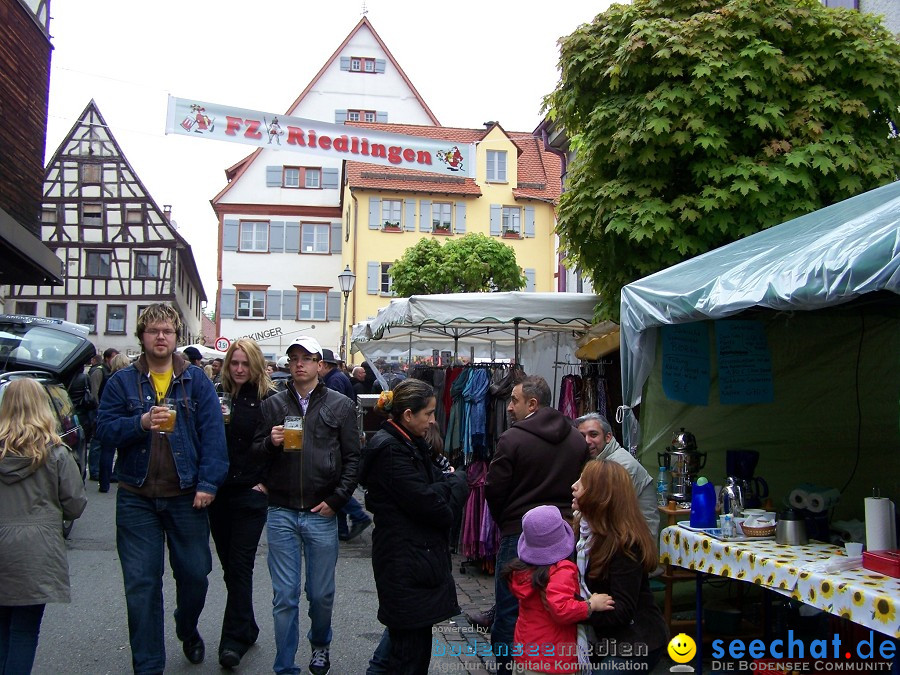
[{"x1": 360, "y1": 421, "x2": 469, "y2": 629}]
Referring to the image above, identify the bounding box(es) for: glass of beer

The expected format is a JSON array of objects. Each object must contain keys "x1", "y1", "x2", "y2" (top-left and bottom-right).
[
  {"x1": 220, "y1": 393, "x2": 232, "y2": 424},
  {"x1": 158, "y1": 398, "x2": 177, "y2": 434},
  {"x1": 283, "y1": 415, "x2": 303, "y2": 451}
]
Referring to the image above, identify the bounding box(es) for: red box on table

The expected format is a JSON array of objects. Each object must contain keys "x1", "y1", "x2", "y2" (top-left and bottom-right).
[{"x1": 861, "y1": 550, "x2": 900, "y2": 577}]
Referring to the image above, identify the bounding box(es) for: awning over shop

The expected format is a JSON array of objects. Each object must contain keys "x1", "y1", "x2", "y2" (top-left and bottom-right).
[{"x1": 0, "y1": 207, "x2": 63, "y2": 286}]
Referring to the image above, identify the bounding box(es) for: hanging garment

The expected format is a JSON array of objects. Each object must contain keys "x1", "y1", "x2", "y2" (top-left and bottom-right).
[
  {"x1": 462, "y1": 368, "x2": 491, "y2": 463},
  {"x1": 597, "y1": 376, "x2": 609, "y2": 420},
  {"x1": 461, "y1": 460, "x2": 489, "y2": 559},
  {"x1": 558, "y1": 374, "x2": 579, "y2": 420},
  {"x1": 444, "y1": 368, "x2": 470, "y2": 466}
]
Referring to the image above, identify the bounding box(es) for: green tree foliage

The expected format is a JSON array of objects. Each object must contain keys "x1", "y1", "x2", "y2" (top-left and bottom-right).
[
  {"x1": 546, "y1": 0, "x2": 900, "y2": 320},
  {"x1": 389, "y1": 233, "x2": 526, "y2": 296}
]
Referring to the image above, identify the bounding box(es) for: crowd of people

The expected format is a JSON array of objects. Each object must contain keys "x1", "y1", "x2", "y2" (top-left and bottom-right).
[{"x1": 0, "y1": 301, "x2": 669, "y2": 675}]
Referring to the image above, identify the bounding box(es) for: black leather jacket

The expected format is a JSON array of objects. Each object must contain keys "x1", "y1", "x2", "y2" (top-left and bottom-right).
[{"x1": 253, "y1": 380, "x2": 359, "y2": 512}]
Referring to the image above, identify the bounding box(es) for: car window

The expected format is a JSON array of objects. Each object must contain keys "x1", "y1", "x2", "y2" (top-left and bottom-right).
[{"x1": 0, "y1": 324, "x2": 84, "y2": 370}]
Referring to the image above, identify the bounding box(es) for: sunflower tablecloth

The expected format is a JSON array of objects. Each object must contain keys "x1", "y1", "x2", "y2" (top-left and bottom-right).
[{"x1": 660, "y1": 526, "x2": 899, "y2": 638}]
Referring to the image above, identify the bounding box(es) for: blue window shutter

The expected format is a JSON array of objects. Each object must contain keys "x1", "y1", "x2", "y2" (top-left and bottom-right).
[
  {"x1": 404, "y1": 200, "x2": 416, "y2": 231},
  {"x1": 220, "y1": 289, "x2": 236, "y2": 318},
  {"x1": 454, "y1": 202, "x2": 467, "y2": 234},
  {"x1": 270, "y1": 221, "x2": 285, "y2": 253},
  {"x1": 374, "y1": 59, "x2": 386, "y2": 73},
  {"x1": 419, "y1": 200, "x2": 432, "y2": 232},
  {"x1": 331, "y1": 222, "x2": 342, "y2": 253},
  {"x1": 376, "y1": 111, "x2": 388, "y2": 123},
  {"x1": 282, "y1": 289, "x2": 298, "y2": 320},
  {"x1": 335, "y1": 110, "x2": 348, "y2": 124},
  {"x1": 524, "y1": 206, "x2": 535, "y2": 238},
  {"x1": 266, "y1": 290, "x2": 282, "y2": 319},
  {"x1": 327, "y1": 291, "x2": 342, "y2": 321},
  {"x1": 525, "y1": 268, "x2": 536, "y2": 292},
  {"x1": 340, "y1": 56, "x2": 350, "y2": 71},
  {"x1": 223, "y1": 220, "x2": 239, "y2": 251},
  {"x1": 285, "y1": 222, "x2": 300, "y2": 253},
  {"x1": 266, "y1": 166, "x2": 282, "y2": 187},
  {"x1": 367, "y1": 261, "x2": 380, "y2": 295},
  {"x1": 322, "y1": 167, "x2": 339, "y2": 189},
  {"x1": 368, "y1": 198, "x2": 381, "y2": 229},
  {"x1": 490, "y1": 204, "x2": 502, "y2": 236}
]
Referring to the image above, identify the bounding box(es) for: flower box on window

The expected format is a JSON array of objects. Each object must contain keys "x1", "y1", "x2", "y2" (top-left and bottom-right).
[
  {"x1": 382, "y1": 222, "x2": 402, "y2": 232},
  {"x1": 502, "y1": 229, "x2": 521, "y2": 239},
  {"x1": 433, "y1": 224, "x2": 452, "y2": 235}
]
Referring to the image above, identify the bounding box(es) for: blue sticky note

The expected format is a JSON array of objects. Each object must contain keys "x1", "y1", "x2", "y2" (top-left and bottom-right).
[
  {"x1": 716, "y1": 320, "x2": 774, "y2": 405},
  {"x1": 661, "y1": 323, "x2": 710, "y2": 405}
]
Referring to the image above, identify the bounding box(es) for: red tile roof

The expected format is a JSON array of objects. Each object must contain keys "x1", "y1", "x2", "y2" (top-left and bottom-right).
[{"x1": 344, "y1": 122, "x2": 561, "y2": 202}]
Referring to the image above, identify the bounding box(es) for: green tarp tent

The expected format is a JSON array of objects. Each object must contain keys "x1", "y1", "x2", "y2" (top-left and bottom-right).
[{"x1": 619, "y1": 180, "x2": 900, "y2": 518}]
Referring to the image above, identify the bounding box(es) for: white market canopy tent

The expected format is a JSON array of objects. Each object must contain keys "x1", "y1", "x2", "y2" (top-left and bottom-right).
[
  {"x1": 619, "y1": 179, "x2": 900, "y2": 515},
  {"x1": 351, "y1": 292, "x2": 607, "y2": 401}
]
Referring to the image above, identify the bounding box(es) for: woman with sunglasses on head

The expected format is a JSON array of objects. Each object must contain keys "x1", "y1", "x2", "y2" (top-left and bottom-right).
[
  {"x1": 572, "y1": 460, "x2": 668, "y2": 673},
  {"x1": 359, "y1": 379, "x2": 468, "y2": 675},
  {"x1": 208, "y1": 338, "x2": 276, "y2": 669}
]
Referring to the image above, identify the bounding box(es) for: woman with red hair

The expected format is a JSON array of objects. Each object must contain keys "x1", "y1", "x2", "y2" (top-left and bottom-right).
[{"x1": 572, "y1": 460, "x2": 668, "y2": 672}]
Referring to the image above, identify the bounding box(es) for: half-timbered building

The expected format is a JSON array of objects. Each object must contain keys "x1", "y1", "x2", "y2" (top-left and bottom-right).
[{"x1": 13, "y1": 100, "x2": 206, "y2": 358}]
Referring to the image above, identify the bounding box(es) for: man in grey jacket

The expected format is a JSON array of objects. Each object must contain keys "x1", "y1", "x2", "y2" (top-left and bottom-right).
[{"x1": 252, "y1": 336, "x2": 359, "y2": 675}]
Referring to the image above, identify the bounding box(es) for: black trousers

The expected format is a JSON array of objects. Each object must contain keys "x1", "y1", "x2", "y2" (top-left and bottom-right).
[
  {"x1": 208, "y1": 486, "x2": 267, "y2": 654},
  {"x1": 387, "y1": 626, "x2": 433, "y2": 675}
]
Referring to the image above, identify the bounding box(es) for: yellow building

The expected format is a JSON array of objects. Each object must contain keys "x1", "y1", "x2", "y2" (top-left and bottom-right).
[{"x1": 341, "y1": 122, "x2": 561, "y2": 326}]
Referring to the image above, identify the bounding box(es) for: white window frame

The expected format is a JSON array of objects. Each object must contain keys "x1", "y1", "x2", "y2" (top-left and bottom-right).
[
  {"x1": 239, "y1": 221, "x2": 269, "y2": 252},
  {"x1": 433, "y1": 203, "x2": 452, "y2": 231},
  {"x1": 382, "y1": 200, "x2": 402, "y2": 228},
  {"x1": 487, "y1": 150, "x2": 508, "y2": 182},
  {"x1": 236, "y1": 290, "x2": 266, "y2": 319},
  {"x1": 502, "y1": 207, "x2": 521, "y2": 234},
  {"x1": 298, "y1": 292, "x2": 327, "y2": 320},
  {"x1": 351, "y1": 58, "x2": 361, "y2": 71},
  {"x1": 284, "y1": 167, "x2": 300, "y2": 188},
  {"x1": 305, "y1": 168, "x2": 321, "y2": 188},
  {"x1": 364, "y1": 111, "x2": 375, "y2": 122},
  {"x1": 380, "y1": 262, "x2": 394, "y2": 295},
  {"x1": 301, "y1": 223, "x2": 330, "y2": 254},
  {"x1": 348, "y1": 111, "x2": 361, "y2": 122}
]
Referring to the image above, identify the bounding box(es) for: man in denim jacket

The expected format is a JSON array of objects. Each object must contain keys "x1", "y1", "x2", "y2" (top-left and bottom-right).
[{"x1": 96, "y1": 304, "x2": 227, "y2": 674}]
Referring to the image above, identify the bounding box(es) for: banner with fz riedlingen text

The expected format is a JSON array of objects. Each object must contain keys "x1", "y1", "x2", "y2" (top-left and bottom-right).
[{"x1": 165, "y1": 96, "x2": 475, "y2": 178}]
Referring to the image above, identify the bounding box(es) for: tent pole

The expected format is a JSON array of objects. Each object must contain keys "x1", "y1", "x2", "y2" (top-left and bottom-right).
[
  {"x1": 454, "y1": 329, "x2": 459, "y2": 365},
  {"x1": 514, "y1": 319, "x2": 521, "y2": 366},
  {"x1": 408, "y1": 332, "x2": 412, "y2": 365},
  {"x1": 552, "y1": 332, "x2": 561, "y2": 408}
]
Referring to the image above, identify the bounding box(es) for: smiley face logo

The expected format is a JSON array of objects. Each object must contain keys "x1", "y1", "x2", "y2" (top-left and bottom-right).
[{"x1": 668, "y1": 633, "x2": 697, "y2": 664}]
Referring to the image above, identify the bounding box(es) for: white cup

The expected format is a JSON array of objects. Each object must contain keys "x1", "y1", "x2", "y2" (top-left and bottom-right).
[{"x1": 845, "y1": 542, "x2": 863, "y2": 557}]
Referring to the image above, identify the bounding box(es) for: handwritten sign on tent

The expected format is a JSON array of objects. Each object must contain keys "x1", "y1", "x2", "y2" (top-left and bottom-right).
[
  {"x1": 716, "y1": 320, "x2": 774, "y2": 405},
  {"x1": 164, "y1": 96, "x2": 475, "y2": 178},
  {"x1": 661, "y1": 323, "x2": 710, "y2": 405}
]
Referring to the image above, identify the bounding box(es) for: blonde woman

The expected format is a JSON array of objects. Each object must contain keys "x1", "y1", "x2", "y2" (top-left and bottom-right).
[
  {"x1": 0, "y1": 378, "x2": 87, "y2": 674},
  {"x1": 208, "y1": 339, "x2": 275, "y2": 668},
  {"x1": 98, "y1": 353, "x2": 131, "y2": 493}
]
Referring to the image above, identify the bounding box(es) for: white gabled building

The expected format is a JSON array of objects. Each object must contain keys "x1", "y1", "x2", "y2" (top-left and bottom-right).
[
  {"x1": 212, "y1": 17, "x2": 439, "y2": 361},
  {"x1": 12, "y1": 100, "x2": 206, "y2": 358}
]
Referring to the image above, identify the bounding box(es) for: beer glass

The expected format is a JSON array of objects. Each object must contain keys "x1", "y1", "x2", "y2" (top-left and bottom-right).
[
  {"x1": 283, "y1": 415, "x2": 303, "y2": 451},
  {"x1": 158, "y1": 398, "x2": 177, "y2": 434}
]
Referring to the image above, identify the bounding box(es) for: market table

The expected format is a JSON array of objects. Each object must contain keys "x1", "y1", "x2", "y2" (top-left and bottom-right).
[{"x1": 659, "y1": 525, "x2": 900, "y2": 670}]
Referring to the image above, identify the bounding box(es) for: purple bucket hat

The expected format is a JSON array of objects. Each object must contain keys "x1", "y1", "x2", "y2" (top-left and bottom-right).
[{"x1": 517, "y1": 505, "x2": 574, "y2": 566}]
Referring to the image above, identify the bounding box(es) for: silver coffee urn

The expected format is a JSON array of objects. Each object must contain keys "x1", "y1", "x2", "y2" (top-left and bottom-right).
[{"x1": 658, "y1": 428, "x2": 707, "y2": 502}]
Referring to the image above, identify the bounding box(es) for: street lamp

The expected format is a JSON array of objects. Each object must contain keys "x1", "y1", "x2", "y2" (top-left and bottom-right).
[{"x1": 337, "y1": 265, "x2": 356, "y2": 362}]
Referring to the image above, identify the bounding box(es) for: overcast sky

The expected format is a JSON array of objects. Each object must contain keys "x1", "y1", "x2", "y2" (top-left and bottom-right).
[{"x1": 45, "y1": 0, "x2": 612, "y2": 300}]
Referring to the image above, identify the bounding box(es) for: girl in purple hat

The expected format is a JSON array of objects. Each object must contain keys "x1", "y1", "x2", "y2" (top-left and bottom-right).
[{"x1": 504, "y1": 504, "x2": 614, "y2": 674}]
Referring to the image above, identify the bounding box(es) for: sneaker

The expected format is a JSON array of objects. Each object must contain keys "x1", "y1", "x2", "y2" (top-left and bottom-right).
[
  {"x1": 346, "y1": 517, "x2": 372, "y2": 541},
  {"x1": 308, "y1": 647, "x2": 330, "y2": 675},
  {"x1": 465, "y1": 605, "x2": 495, "y2": 632}
]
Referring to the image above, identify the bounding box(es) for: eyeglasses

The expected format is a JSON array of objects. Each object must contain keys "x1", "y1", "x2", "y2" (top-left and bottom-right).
[
  {"x1": 288, "y1": 355, "x2": 320, "y2": 364},
  {"x1": 145, "y1": 329, "x2": 177, "y2": 337}
]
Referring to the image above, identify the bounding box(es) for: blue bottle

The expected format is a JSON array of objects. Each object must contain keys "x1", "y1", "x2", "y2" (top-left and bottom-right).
[{"x1": 690, "y1": 477, "x2": 717, "y2": 528}]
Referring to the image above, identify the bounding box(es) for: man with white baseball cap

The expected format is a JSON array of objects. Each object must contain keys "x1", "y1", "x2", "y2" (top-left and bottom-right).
[{"x1": 253, "y1": 335, "x2": 360, "y2": 675}]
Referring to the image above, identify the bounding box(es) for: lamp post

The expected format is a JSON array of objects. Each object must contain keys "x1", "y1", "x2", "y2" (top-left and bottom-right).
[{"x1": 337, "y1": 265, "x2": 356, "y2": 362}]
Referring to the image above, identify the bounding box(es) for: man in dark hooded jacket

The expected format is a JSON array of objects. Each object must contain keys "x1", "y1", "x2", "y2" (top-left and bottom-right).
[{"x1": 485, "y1": 375, "x2": 590, "y2": 672}]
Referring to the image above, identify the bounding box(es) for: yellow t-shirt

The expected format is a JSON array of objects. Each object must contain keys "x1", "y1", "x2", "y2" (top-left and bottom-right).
[{"x1": 149, "y1": 369, "x2": 173, "y2": 404}]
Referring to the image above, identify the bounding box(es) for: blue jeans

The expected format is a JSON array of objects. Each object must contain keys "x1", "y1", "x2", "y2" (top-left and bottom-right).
[
  {"x1": 492, "y1": 533, "x2": 519, "y2": 672},
  {"x1": 338, "y1": 495, "x2": 369, "y2": 537},
  {"x1": 366, "y1": 628, "x2": 391, "y2": 675},
  {"x1": 0, "y1": 604, "x2": 46, "y2": 675},
  {"x1": 116, "y1": 490, "x2": 212, "y2": 675},
  {"x1": 267, "y1": 507, "x2": 338, "y2": 674},
  {"x1": 88, "y1": 435, "x2": 101, "y2": 478}
]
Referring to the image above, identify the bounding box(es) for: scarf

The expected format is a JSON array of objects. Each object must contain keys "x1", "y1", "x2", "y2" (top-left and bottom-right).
[{"x1": 575, "y1": 517, "x2": 595, "y2": 672}]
